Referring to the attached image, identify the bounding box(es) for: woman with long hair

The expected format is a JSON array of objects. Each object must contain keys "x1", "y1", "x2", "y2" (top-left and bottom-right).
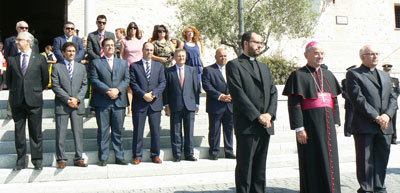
[
  {"x1": 150, "y1": 24, "x2": 180, "y2": 69},
  {"x1": 182, "y1": 26, "x2": 204, "y2": 83}
]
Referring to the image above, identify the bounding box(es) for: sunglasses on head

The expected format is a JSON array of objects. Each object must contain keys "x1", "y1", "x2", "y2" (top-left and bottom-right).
[{"x1": 97, "y1": 21, "x2": 106, "y2": 25}]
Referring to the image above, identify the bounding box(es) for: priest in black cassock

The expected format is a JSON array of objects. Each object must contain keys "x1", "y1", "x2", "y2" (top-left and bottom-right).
[{"x1": 283, "y1": 41, "x2": 342, "y2": 193}]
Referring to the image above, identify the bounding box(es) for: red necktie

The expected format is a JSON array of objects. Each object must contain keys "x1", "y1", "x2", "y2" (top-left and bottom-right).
[
  {"x1": 100, "y1": 33, "x2": 104, "y2": 57},
  {"x1": 179, "y1": 67, "x2": 184, "y2": 88}
]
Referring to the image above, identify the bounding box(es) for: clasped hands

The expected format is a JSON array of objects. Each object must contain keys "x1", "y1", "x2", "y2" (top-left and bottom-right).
[
  {"x1": 219, "y1": 94, "x2": 232, "y2": 103},
  {"x1": 67, "y1": 97, "x2": 79, "y2": 109},
  {"x1": 143, "y1": 91, "x2": 155, "y2": 102},
  {"x1": 258, "y1": 113, "x2": 272, "y2": 129},
  {"x1": 376, "y1": 114, "x2": 390, "y2": 130},
  {"x1": 107, "y1": 88, "x2": 120, "y2": 100}
]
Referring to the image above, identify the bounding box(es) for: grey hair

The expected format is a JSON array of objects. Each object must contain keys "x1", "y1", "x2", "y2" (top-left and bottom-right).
[
  {"x1": 16, "y1": 21, "x2": 28, "y2": 28},
  {"x1": 18, "y1": 31, "x2": 34, "y2": 48},
  {"x1": 359, "y1": 45, "x2": 370, "y2": 56},
  {"x1": 174, "y1": 48, "x2": 186, "y2": 56}
]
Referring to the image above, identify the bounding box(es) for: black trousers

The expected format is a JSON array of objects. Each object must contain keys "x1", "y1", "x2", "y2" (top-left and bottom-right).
[
  {"x1": 208, "y1": 110, "x2": 234, "y2": 156},
  {"x1": 235, "y1": 132, "x2": 270, "y2": 193},
  {"x1": 170, "y1": 109, "x2": 195, "y2": 157},
  {"x1": 12, "y1": 102, "x2": 43, "y2": 167},
  {"x1": 354, "y1": 133, "x2": 391, "y2": 193}
]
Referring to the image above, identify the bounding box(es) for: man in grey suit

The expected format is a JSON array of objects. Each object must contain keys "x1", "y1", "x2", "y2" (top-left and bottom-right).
[
  {"x1": 90, "y1": 38, "x2": 129, "y2": 166},
  {"x1": 346, "y1": 45, "x2": 397, "y2": 193},
  {"x1": 87, "y1": 15, "x2": 116, "y2": 60},
  {"x1": 51, "y1": 42, "x2": 88, "y2": 169},
  {"x1": 6, "y1": 32, "x2": 49, "y2": 171},
  {"x1": 53, "y1": 22, "x2": 85, "y2": 63},
  {"x1": 164, "y1": 49, "x2": 200, "y2": 162}
]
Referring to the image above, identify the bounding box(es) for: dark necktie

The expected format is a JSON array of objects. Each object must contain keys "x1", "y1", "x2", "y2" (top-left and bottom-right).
[
  {"x1": 250, "y1": 59, "x2": 260, "y2": 80},
  {"x1": 21, "y1": 54, "x2": 28, "y2": 76},
  {"x1": 67, "y1": 62, "x2": 73, "y2": 79},
  {"x1": 145, "y1": 61, "x2": 150, "y2": 82}
]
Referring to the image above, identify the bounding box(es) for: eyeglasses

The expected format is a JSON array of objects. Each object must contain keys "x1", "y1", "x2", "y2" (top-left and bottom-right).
[
  {"x1": 19, "y1": 27, "x2": 29, "y2": 30},
  {"x1": 97, "y1": 21, "x2": 106, "y2": 25},
  {"x1": 363, "y1": 53, "x2": 379, "y2": 56},
  {"x1": 129, "y1": 26, "x2": 138, "y2": 30},
  {"x1": 158, "y1": 30, "x2": 166, "y2": 33},
  {"x1": 65, "y1": 27, "x2": 75, "y2": 30}
]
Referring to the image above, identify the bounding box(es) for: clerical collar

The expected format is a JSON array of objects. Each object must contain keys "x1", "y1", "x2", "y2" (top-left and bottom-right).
[
  {"x1": 362, "y1": 64, "x2": 375, "y2": 71},
  {"x1": 306, "y1": 64, "x2": 320, "y2": 71},
  {"x1": 244, "y1": 54, "x2": 255, "y2": 61}
]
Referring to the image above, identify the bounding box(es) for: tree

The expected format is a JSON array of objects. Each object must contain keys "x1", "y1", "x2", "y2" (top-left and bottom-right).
[{"x1": 167, "y1": 0, "x2": 320, "y2": 56}]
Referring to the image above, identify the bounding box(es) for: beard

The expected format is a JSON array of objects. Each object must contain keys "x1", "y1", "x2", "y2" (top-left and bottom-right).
[{"x1": 247, "y1": 47, "x2": 260, "y2": 57}]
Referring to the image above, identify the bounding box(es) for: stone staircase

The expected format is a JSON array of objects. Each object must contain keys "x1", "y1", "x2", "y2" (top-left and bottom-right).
[{"x1": 0, "y1": 86, "x2": 358, "y2": 184}]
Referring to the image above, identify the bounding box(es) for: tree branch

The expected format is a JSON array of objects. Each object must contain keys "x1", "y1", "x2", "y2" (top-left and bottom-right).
[{"x1": 249, "y1": 0, "x2": 262, "y2": 13}]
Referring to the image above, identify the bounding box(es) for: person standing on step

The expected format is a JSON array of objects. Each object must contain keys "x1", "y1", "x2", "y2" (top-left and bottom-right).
[
  {"x1": 130, "y1": 42, "x2": 166, "y2": 165},
  {"x1": 6, "y1": 31, "x2": 49, "y2": 171},
  {"x1": 202, "y1": 48, "x2": 235, "y2": 160},
  {"x1": 164, "y1": 48, "x2": 200, "y2": 162},
  {"x1": 226, "y1": 31, "x2": 277, "y2": 193},
  {"x1": 51, "y1": 42, "x2": 88, "y2": 169},
  {"x1": 283, "y1": 41, "x2": 342, "y2": 193},
  {"x1": 90, "y1": 38, "x2": 129, "y2": 166}
]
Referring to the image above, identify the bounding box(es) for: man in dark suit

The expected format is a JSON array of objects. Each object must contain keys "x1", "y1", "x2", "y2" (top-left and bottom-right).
[
  {"x1": 164, "y1": 48, "x2": 200, "y2": 162},
  {"x1": 346, "y1": 45, "x2": 397, "y2": 193},
  {"x1": 226, "y1": 31, "x2": 277, "y2": 193},
  {"x1": 382, "y1": 63, "x2": 400, "y2": 144},
  {"x1": 4, "y1": 21, "x2": 39, "y2": 59},
  {"x1": 90, "y1": 38, "x2": 129, "y2": 166},
  {"x1": 202, "y1": 48, "x2": 235, "y2": 160},
  {"x1": 342, "y1": 65, "x2": 357, "y2": 137},
  {"x1": 6, "y1": 31, "x2": 49, "y2": 171},
  {"x1": 53, "y1": 21, "x2": 85, "y2": 63},
  {"x1": 130, "y1": 42, "x2": 166, "y2": 164},
  {"x1": 87, "y1": 15, "x2": 116, "y2": 61},
  {"x1": 51, "y1": 42, "x2": 88, "y2": 168}
]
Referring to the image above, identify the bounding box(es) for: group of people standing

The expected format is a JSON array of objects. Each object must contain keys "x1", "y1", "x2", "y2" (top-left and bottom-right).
[{"x1": 1, "y1": 14, "x2": 397, "y2": 193}]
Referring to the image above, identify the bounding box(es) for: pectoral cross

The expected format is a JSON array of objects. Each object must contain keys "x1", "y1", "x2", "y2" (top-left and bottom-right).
[{"x1": 319, "y1": 92, "x2": 326, "y2": 102}]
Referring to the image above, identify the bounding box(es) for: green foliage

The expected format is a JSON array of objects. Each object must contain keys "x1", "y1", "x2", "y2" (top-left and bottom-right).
[
  {"x1": 258, "y1": 56, "x2": 297, "y2": 85},
  {"x1": 167, "y1": 0, "x2": 319, "y2": 56}
]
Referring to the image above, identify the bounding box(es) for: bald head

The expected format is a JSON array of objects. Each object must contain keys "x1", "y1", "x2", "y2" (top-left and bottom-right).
[
  {"x1": 215, "y1": 48, "x2": 227, "y2": 66},
  {"x1": 16, "y1": 21, "x2": 29, "y2": 33}
]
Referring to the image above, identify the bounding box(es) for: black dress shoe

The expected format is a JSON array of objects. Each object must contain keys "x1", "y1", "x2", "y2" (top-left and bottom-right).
[
  {"x1": 34, "y1": 165, "x2": 43, "y2": 170},
  {"x1": 225, "y1": 154, "x2": 236, "y2": 159},
  {"x1": 13, "y1": 165, "x2": 26, "y2": 171},
  {"x1": 209, "y1": 154, "x2": 218, "y2": 160},
  {"x1": 173, "y1": 157, "x2": 181, "y2": 162},
  {"x1": 185, "y1": 156, "x2": 197, "y2": 161},
  {"x1": 391, "y1": 141, "x2": 398, "y2": 145},
  {"x1": 116, "y1": 159, "x2": 128, "y2": 165},
  {"x1": 98, "y1": 160, "x2": 107, "y2": 166}
]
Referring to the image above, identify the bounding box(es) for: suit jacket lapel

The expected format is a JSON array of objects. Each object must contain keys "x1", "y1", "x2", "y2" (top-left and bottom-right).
[
  {"x1": 102, "y1": 58, "x2": 112, "y2": 73},
  {"x1": 94, "y1": 31, "x2": 101, "y2": 49},
  {"x1": 362, "y1": 68, "x2": 380, "y2": 88},
  {"x1": 149, "y1": 61, "x2": 157, "y2": 84},
  {"x1": 213, "y1": 64, "x2": 226, "y2": 85},
  {"x1": 239, "y1": 57, "x2": 261, "y2": 82},
  {"x1": 60, "y1": 61, "x2": 72, "y2": 82},
  {"x1": 16, "y1": 54, "x2": 22, "y2": 76},
  {"x1": 25, "y1": 53, "x2": 36, "y2": 76}
]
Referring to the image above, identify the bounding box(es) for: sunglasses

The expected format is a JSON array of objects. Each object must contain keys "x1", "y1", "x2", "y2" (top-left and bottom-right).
[
  {"x1": 129, "y1": 26, "x2": 138, "y2": 30},
  {"x1": 19, "y1": 27, "x2": 29, "y2": 30},
  {"x1": 97, "y1": 21, "x2": 106, "y2": 25},
  {"x1": 158, "y1": 30, "x2": 166, "y2": 33},
  {"x1": 65, "y1": 27, "x2": 75, "y2": 30}
]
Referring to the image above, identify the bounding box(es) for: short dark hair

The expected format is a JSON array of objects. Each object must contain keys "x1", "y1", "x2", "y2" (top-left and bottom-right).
[
  {"x1": 101, "y1": 38, "x2": 114, "y2": 47},
  {"x1": 96, "y1": 15, "x2": 107, "y2": 21},
  {"x1": 64, "y1": 21, "x2": 75, "y2": 28},
  {"x1": 62, "y1": 42, "x2": 77, "y2": 52},
  {"x1": 241, "y1": 31, "x2": 260, "y2": 48}
]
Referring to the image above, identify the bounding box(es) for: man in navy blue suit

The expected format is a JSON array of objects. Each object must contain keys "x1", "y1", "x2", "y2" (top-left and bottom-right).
[
  {"x1": 164, "y1": 48, "x2": 200, "y2": 162},
  {"x1": 202, "y1": 48, "x2": 235, "y2": 160},
  {"x1": 89, "y1": 38, "x2": 130, "y2": 166},
  {"x1": 53, "y1": 21, "x2": 85, "y2": 63},
  {"x1": 130, "y1": 42, "x2": 166, "y2": 164}
]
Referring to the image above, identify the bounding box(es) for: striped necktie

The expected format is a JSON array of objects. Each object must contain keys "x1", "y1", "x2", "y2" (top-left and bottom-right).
[
  {"x1": 145, "y1": 61, "x2": 150, "y2": 81},
  {"x1": 100, "y1": 33, "x2": 104, "y2": 57},
  {"x1": 67, "y1": 62, "x2": 73, "y2": 79},
  {"x1": 21, "y1": 54, "x2": 28, "y2": 76}
]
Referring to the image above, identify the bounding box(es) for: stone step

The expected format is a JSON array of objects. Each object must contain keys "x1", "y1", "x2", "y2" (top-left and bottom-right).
[{"x1": 0, "y1": 135, "x2": 356, "y2": 168}]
